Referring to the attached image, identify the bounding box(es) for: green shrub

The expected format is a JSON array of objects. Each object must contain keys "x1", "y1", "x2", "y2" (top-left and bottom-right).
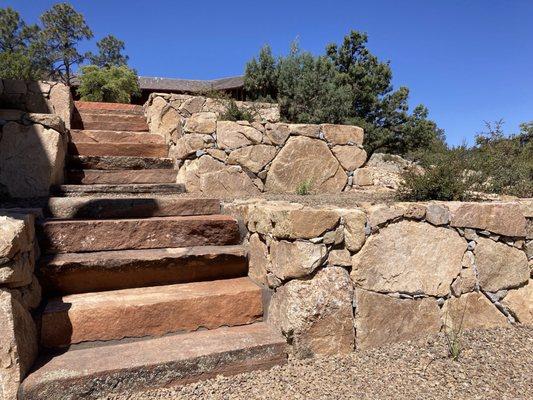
[
  {"x1": 77, "y1": 65, "x2": 140, "y2": 103},
  {"x1": 220, "y1": 99, "x2": 255, "y2": 123},
  {"x1": 296, "y1": 180, "x2": 312, "y2": 195}
]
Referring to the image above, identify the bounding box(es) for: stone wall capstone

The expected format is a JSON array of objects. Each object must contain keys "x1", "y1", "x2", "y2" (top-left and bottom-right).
[
  {"x1": 0, "y1": 212, "x2": 40, "y2": 400},
  {"x1": 224, "y1": 199, "x2": 533, "y2": 358},
  {"x1": 145, "y1": 94, "x2": 367, "y2": 194}
]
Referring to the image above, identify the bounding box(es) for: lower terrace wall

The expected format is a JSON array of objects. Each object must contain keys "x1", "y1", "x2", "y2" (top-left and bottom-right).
[
  {"x1": 0, "y1": 212, "x2": 41, "y2": 399},
  {"x1": 223, "y1": 199, "x2": 533, "y2": 358},
  {"x1": 145, "y1": 94, "x2": 367, "y2": 195}
]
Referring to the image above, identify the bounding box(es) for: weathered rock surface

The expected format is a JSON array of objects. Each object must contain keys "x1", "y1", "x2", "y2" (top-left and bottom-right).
[
  {"x1": 321, "y1": 124, "x2": 364, "y2": 145},
  {"x1": 0, "y1": 289, "x2": 38, "y2": 400},
  {"x1": 199, "y1": 167, "x2": 261, "y2": 197},
  {"x1": 66, "y1": 169, "x2": 177, "y2": 185},
  {"x1": 183, "y1": 112, "x2": 216, "y2": 134},
  {"x1": 264, "y1": 123, "x2": 290, "y2": 145},
  {"x1": 442, "y1": 292, "x2": 508, "y2": 331},
  {"x1": 67, "y1": 155, "x2": 173, "y2": 170},
  {"x1": 331, "y1": 145, "x2": 367, "y2": 171},
  {"x1": 327, "y1": 249, "x2": 352, "y2": 267},
  {"x1": 268, "y1": 267, "x2": 355, "y2": 358},
  {"x1": 216, "y1": 121, "x2": 262, "y2": 149},
  {"x1": 451, "y1": 203, "x2": 527, "y2": 237},
  {"x1": 227, "y1": 145, "x2": 277, "y2": 174},
  {"x1": 269, "y1": 240, "x2": 327, "y2": 280},
  {"x1": 0, "y1": 122, "x2": 66, "y2": 198},
  {"x1": 352, "y1": 221, "x2": 466, "y2": 296},
  {"x1": 355, "y1": 290, "x2": 442, "y2": 349},
  {"x1": 502, "y1": 282, "x2": 532, "y2": 325},
  {"x1": 340, "y1": 209, "x2": 367, "y2": 252},
  {"x1": 247, "y1": 234, "x2": 269, "y2": 286},
  {"x1": 425, "y1": 204, "x2": 450, "y2": 226},
  {"x1": 265, "y1": 136, "x2": 347, "y2": 193},
  {"x1": 170, "y1": 134, "x2": 214, "y2": 159},
  {"x1": 475, "y1": 238, "x2": 529, "y2": 291}
]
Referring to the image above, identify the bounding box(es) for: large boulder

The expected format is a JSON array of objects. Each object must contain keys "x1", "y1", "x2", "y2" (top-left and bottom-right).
[
  {"x1": 355, "y1": 290, "x2": 442, "y2": 349},
  {"x1": 321, "y1": 124, "x2": 364, "y2": 146},
  {"x1": 227, "y1": 145, "x2": 277, "y2": 174},
  {"x1": 269, "y1": 240, "x2": 327, "y2": 280},
  {"x1": 265, "y1": 136, "x2": 347, "y2": 193},
  {"x1": 0, "y1": 214, "x2": 35, "y2": 288},
  {"x1": 48, "y1": 82, "x2": 73, "y2": 130},
  {"x1": 216, "y1": 121, "x2": 262, "y2": 149},
  {"x1": 183, "y1": 112, "x2": 217, "y2": 134},
  {"x1": 450, "y1": 203, "x2": 527, "y2": 237},
  {"x1": 0, "y1": 122, "x2": 66, "y2": 198},
  {"x1": 268, "y1": 267, "x2": 355, "y2": 358},
  {"x1": 198, "y1": 167, "x2": 261, "y2": 197},
  {"x1": 475, "y1": 238, "x2": 529, "y2": 292},
  {"x1": 0, "y1": 290, "x2": 38, "y2": 400},
  {"x1": 352, "y1": 221, "x2": 466, "y2": 296},
  {"x1": 442, "y1": 292, "x2": 508, "y2": 331},
  {"x1": 331, "y1": 145, "x2": 367, "y2": 171},
  {"x1": 502, "y1": 282, "x2": 532, "y2": 325}
]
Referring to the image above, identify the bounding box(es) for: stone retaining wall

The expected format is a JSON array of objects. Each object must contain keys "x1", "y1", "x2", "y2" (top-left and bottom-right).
[
  {"x1": 0, "y1": 212, "x2": 40, "y2": 399},
  {"x1": 0, "y1": 111, "x2": 68, "y2": 199},
  {"x1": 145, "y1": 94, "x2": 367, "y2": 195},
  {"x1": 0, "y1": 79, "x2": 73, "y2": 130},
  {"x1": 224, "y1": 199, "x2": 533, "y2": 358}
]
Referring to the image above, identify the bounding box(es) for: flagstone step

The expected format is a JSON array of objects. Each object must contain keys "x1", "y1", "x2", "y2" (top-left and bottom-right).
[
  {"x1": 67, "y1": 155, "x2": 174, "y2": 170},
  {"x1": 39, "y1": 215, "x2": 241, "y2": 254},
  {"x1": 40, "y1": 277, "x2": 263, "y2": 348},
  {"x1": 70, "y1": 129, "x2": 165, "y2": 144},
  {"x1": 74, "y1": 101, "x2": 144, "y2": 115},
  {"x1": 68, "y1": 142, "x2": 168, "y2": 157},
  {"x1": 44, "y1": 197, "x2": 220, "y2": 219},
  {"x1": 72, "y1": 112, "x2": 149, "y2": 131},
  {"x1": 39, "y1": 245, "x2": 247, "y2": 294},
  {"x1": 52, "y1": 183, "x2": 185, "y2": 196},
  {"x1": 21, "y1": 323, "x2": 286, "y2": 400},
  {"x1": 66, "y1": 169, "x2": 177, "y2": 185}
]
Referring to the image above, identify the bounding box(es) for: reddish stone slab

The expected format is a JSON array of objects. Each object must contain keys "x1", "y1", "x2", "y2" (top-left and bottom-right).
[
  {"x1": 39, "y1": 245, "x2": 247, "y2": 294},
  {"x1": 53, "y1": 183, "x2": 185, "y2": 196},
  {"x1": 21, "y1": 323, "x2": 287, "y2": 400},
  {"x1": 39, "y1": 215, "x2": 240, "y2": 253},
  {"x1": 70, "y1": 130, "x2": 165, "y2": 144},
  {"x1": 45, "y1": 197, "x2": 220, "y2": 219},
  {"x1": 73, "y1": 113, "x2": 148, "y2": 131},
  {"x1": 66, "y1": 169, "x2": 177, "y2": 184},
  {"x1": 74, "y1": 101, "x2": 144, "y2": 115},
  {"x1": 68, "y1": 142, "x2": 168, "y2": 157},
  {"x1": 67, "y1": 155, "x2": 174, "y2": 170},
  {"x1": 41, "y1": 277, "x2": 263, "y2": 347}
]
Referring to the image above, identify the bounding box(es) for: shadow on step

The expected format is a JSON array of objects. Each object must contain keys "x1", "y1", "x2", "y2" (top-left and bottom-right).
[{"x1": 46, "y1": 197, "x2": 162, "y2": 219}]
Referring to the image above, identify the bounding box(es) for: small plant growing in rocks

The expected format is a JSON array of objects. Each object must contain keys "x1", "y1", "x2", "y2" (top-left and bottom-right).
[
  {"x1": 220, "y1": 99, "x2": 255, "y2": 123},
  {"x1": 296, "y1": 180, "x2": 312, "y2": 195},
  {"x1": 443, "y1": 303, "x2": 467, "y2": 361}
]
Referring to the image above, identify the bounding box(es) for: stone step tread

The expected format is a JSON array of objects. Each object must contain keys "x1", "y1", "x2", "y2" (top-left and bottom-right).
[
  {"x1": 67, "y1": 155, "x2": 174, "y2": 170},
  {"x1": 21, "y1": 323, "x2": 286, "y2": 400},
  {"x1": 39, "y1": 215, "x2": 241, "y2": 253},
  {"x1": 68, "y1": 142, "x2": 168, "y2": 157},
  {"x1": 39, "y1": 245, "x2": 247, "y2": 294},
  {"x1": 74, "y1": 101, "x2": 144, "y2": 115},
  {"x1": 66, "y1": 169, "x2": 178, "y2": 185},
  {"x1": 44, "y1": 197, "x2": 220, "y2": 219},
  {"x1": 53, "y1": 183, "x2": 185, "y2": 196},
  {"x1": 70, "y1": 130, "x2": 165, "y2": 144},
  {"x1": 41, "y1": 277, "x2": 263, "y2": 348}
]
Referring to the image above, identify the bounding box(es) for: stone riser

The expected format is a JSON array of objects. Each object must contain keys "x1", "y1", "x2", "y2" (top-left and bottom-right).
[
  {"x1": 66, "y1": 169, "x2": 178, "y2": 185},
  {"x1": 52, "y1": 183, "x2": 186, "y2": 196},
  {"x1": 39, "y1": 215, "x2": 241, "y2": 254},
  {"x1": 44, "y1": 197, "x2": 220, "y2": 219},
  {"x1": 72, "y1": 112, "x2": 149, "y2": 132},
  {"x1": 40, "y1": 277, "x2": 263, "y2": 348},
  {"x1": 39, "y1": 245, "x2": 247, "y2": 294},
  {"x1": 68, "y1": 142, "x2": 168, "y2": 157},
  {"x1": 70, "y1": 130, "x2": 165, "y2": 144},
  {"x1": 74, "y1": 101, "x2": 144, "y2": 115},
  {"x1": 67, "y1": 155, "x2": 174, "y2": 170},
  {"x1": 21, "y1": 323, "x2": 287, "y2": 400}
]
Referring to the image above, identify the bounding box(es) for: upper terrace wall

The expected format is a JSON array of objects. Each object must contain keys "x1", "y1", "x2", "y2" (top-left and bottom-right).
[
  {"x1": 0, "y1": 80, "x2": 71, "y2": 199},
  {"x1": 145, "y1": 94, "x2": 367, "y2": 195},
  {"x1": 224, "y1": 199, "x2": 533, "y2": 358}
]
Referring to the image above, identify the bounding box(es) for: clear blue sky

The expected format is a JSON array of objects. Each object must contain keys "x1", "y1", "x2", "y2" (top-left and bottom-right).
[{"x1": 2, "y1": 0, "x2": 532, "y2": 146}]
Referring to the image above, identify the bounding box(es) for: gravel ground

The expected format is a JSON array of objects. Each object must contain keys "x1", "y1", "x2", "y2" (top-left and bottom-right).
[{"x1": 107, "y1": 327, "x2": 533, "y2": 400}]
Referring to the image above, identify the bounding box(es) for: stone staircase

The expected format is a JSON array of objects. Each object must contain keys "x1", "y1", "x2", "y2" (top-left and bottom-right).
[{"x1": 20, "y1": 101, "x2": 286, "y2": 399}]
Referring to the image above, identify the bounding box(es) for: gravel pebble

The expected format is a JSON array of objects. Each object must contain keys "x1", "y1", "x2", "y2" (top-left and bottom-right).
[{"x1": 106, "y1": 327, "x2": 533, "y2": 400}]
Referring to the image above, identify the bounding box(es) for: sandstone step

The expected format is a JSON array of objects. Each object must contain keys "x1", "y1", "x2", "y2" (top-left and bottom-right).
[
  {"x1": 41, "y1": 277, "x2": 262, "y2": 348},
  {"x1": 21, "y1": 323, "x2": 286, "y2": 400},
  {"x1": 39, "y1": 215, "x2": 240, "y2": 254},
  {"x1": 74, "y1": 100, "x2": 144, "y2": 115},
  {"x1": 39, "y1": 245, "x2": 247, "y2": 294},
  {"x1": 53, "y1": 183, "x2": 185, "y2": 196},
  {"x1": 70, "y1": 129, "x2": 165, "y2": 144},
  {"x1": 66, "y1": 169, "x2": 178, "y2": 185},
  {"x1": 67, "y1": 155, "x2": 174, "y2": 170},
  {"x1": 72, "y1": 112, "x2": 149, "y2": 131},
  {"x1": 44, "y1": 197, "x2": 220, "y2": 219},
  {"x1": 68, "y1": 142, "x2": 168, "y2": 157}
]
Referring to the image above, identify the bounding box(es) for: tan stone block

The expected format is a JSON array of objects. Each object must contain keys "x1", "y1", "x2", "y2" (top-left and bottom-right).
[
  {"x1": 442, "y1": 292, "x2": 508, "y2": 331},
  {"x1": 269, "y1": 240, "x2": 327, "y2": 280},
  {"x1": 321, "y1": 124, "x2": 364, "y2": 145},
  {"x1": 502, "y1": 282, "x2": 532, "y2": 325},
  {"x1": 331, "y1": 145, "x2": 367, "y2": 171}
]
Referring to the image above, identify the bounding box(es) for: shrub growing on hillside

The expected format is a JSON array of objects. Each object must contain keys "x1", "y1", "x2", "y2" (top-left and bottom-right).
[
  {"x1": 244, "y1": 31, "x2": 445, "y2": 157},
  {"x1": 220, "y1": 99, "x2": 255, "y2": 122},
  {"x1": 77, "y1": 65, "x2": 140, "y2": 103}
]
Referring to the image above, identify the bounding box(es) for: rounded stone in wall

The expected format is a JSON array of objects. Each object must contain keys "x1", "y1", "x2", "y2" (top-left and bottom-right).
[{"x1": 265, "y1": 136, "x2": 347, "y2": 193}]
